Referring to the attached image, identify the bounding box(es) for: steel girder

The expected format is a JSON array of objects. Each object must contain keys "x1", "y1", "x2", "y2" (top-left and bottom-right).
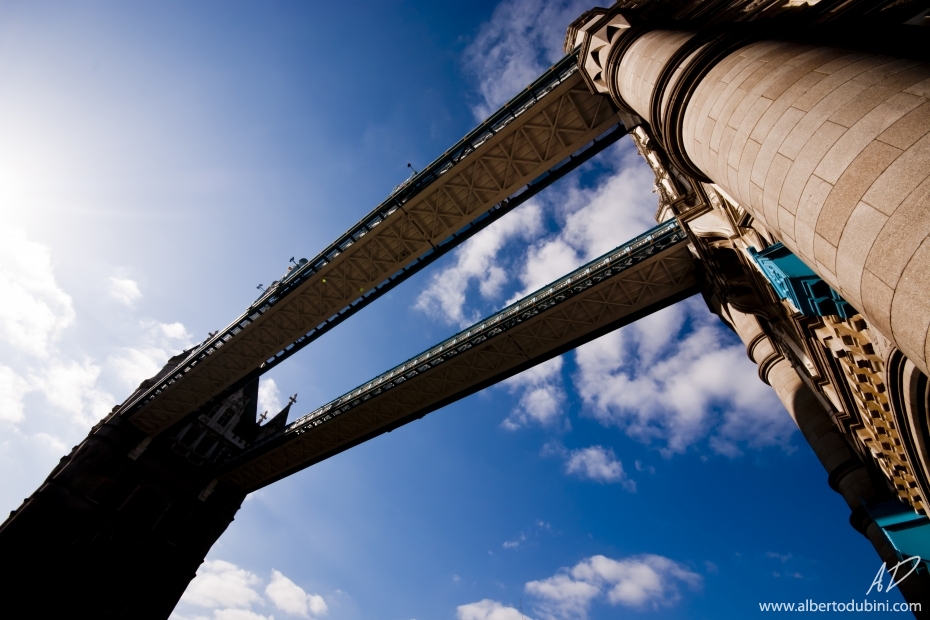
[
  {"x1": 121, "y1": 60, "x2": 622, "y2": 437},
  {"x1": 218, "y1": 221, "x2": 699, "y2": 492}
]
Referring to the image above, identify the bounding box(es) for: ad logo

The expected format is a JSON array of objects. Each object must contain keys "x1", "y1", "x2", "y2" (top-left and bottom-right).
[{"x1": 866, "y1": 557, "x2": 922, "y2": 595}]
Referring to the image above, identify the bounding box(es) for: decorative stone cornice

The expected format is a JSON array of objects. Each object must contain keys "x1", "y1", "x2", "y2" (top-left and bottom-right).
[{"x1": 566, "y1": 6, "x2": 634, "y2": 98}]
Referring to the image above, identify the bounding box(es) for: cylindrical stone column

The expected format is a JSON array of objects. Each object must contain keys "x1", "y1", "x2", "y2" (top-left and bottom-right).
[
  {"x1": 612, "y1": 29, "x2": 695, "y2": 125},
  {"x1": 609, "y1": 29, "x2": 930, "y2": 375},
  {"x1": 726, "y1": 306, "x2": 930, "y2": 607},
  {"x1": 684, "y1": 43, "x2": 930, "y2": 376}
]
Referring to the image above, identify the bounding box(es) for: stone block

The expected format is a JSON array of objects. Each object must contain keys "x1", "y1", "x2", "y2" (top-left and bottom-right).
[
  {"x1": 852, "y1": 58, "x2": 922, "y2": 86},
  {"x1": 796, "y1": 175, "x2": 835, "y2": 260},
  {"x1": 728, "y1": 97, "x2": 771, "y2": 183},
  {"x1": 836, "y1": 201, "x2": 889, "y2": 308},
  {"x1": 778, "y1": 204, "x2": 797, "y2": 241},
  {"x1": 904, "y1": 77, "x2": 930, "y2": 98},
  {"x1": 862, "y1": 130, "x2": 930, "y2": 216},
  {"x1": 832, "y1": 64, "x2": 930, "y2": 128},
  {"x1": 813, "y1": 50, "x2": 871, "y2": 75},
  {"x1": 710, "y1": 87, "x2": 747, "y2": 153},
  {"x1": 763, "y1": 152, "x2": 794, "y2": 226},
  {"x1": 779, "y1": 121, "x2": 847, "y2": 215},
  {"x1": 794, "y1": 220, "x2": 817, "y2": 265},
  {"x1": 793, "y1": 55, "x2": 885, "y2": 112},
  {"x1": 861, "y1": 269, "x2": 895, "y2": 337},
  {"x1": 721, "y1": 42, "x2": 768, "y2": 84},
  {"x1": 815, "y1": 92, "x2": 924, "y2": 185},
  {"x1": 891, "y1": 238, "x2": 930, "y2": 375},
  {"x1": 779, "y1": 82, "x2": 863, "y2": 161},
  {"x1": 751, "y1": 72, "x2": 820, "y2": 145},
  {"x1": 865, "y1": 175, "x2": 930, "y2": 289},
  {"x1": 739, "y1": 57, "x2": 779, "y2": 97},
  {"x1": 750, "y1": 181, "x2": 766, "y2": 224},
  {"x1": 814, "y1": 233, "x2": 838, "y2": 276},
  {"x1": 816, "y1": 140, "x2": 901, "y2": 245},
  {"x1": 737, "y1": 138, "x2": 763, "y2": 204},
  {"x1": 746, "y1": 55, "x2": 802, "y2": 101},
  {"x1": 718, "y1": 126, "x2": 738, "y2": 187},
  {"x1": 701, "y1": 116, "x2": 717, "y2": 162},
  {"x1": 751, "y1": 106, "x2": 806, "y2": 189},
  {"x1": 762, "y1": 48, "x2": 844, "y2": 100},
  {"x1": 878, "y1": 100, "x2": 930, "y2": 150}
]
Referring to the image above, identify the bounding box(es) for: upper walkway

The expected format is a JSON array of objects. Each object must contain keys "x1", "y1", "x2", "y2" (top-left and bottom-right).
[
  {"x1": 118, "y1": 52, "x2": 623, "y2": 437},
  {"x1": 217, "y1": 219, "x2": 698, "y2": 491}
]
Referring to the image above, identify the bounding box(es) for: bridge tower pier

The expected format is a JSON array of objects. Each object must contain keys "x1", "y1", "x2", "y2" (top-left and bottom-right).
[{"x1": 569, "y1": 3, "x2": 930, "y2": 612}]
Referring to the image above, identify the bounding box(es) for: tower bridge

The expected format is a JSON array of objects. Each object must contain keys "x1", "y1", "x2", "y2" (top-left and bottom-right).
[
  {"x1": 220, "y1": 220, "x2": 696, "y2": 492},
  {"x1": 118, "y1": 54, "x2": 621, "y2": 438},
  {"x1": 3, "y1": 0, "x2": 930, "y2": 617}
]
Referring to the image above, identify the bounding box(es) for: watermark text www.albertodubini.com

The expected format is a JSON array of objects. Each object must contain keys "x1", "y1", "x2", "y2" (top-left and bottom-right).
[
  {"x1": 759, "y1": 557, "x2": 922, "y2": 613},
  {"x1": 759, "y1": 600, "x2": 920, "y2": 612}
]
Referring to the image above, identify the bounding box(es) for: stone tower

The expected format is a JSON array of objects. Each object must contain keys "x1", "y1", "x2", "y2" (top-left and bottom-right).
[{"x1": 567, "y1": 0, "x2": 930, "y2": 609}]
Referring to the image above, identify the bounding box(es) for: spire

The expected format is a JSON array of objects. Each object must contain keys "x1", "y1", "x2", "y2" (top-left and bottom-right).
[{"x1": 254, "y1": 394, "x2": 297, "y2": 441}]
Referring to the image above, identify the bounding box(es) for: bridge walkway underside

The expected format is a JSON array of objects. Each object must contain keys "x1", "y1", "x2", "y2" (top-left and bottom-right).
[
  {"x1": 218, "y1": 221, "x2": 698, "y2": 492},
  {"x1": 122, "y1": 59, "x2": 621, "y2": 438}
]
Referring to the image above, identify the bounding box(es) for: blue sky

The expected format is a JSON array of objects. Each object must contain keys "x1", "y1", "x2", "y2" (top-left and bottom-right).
[{"x1": 0, "y1": 1, "x2": 909, "y2": 618}]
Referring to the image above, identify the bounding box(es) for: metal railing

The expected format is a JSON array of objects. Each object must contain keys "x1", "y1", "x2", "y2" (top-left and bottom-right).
[
  {"x1": 281, "y1": 219, "x2": 687, "y2": 437},
  {"x1": 116, "y1": 51, "x2": 615, "y2": 420}
]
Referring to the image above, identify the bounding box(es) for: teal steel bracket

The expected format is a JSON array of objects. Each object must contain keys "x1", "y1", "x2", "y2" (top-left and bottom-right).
[
  {"x1": 867, "y1": 500, "x2": 930, "y2": 571},
  {"x1": 749, "y1": 243, "x2": 855, "y2": 319}
]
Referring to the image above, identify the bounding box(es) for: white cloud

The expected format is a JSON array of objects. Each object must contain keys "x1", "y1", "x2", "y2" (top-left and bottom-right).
[
  {"x1": 414, "y1": 141, "x2": 660, "y2": 433},
  {"x1": 425, "y1": 6, "x2": 656, "y2": 327},
  {"x1": 108, "y1": 319, "x2": 193, "y2": 390},
  {"x1": 417, "y1": 142, "x2": 655, "y2": 329},
  {"x1": 427, "y1": 0, "x2": 792, "y2": 479},
  {"x1": 175, "y1": 560, "x2": 328, "y2": 620},
  {"x1": 502, "y1": 519, "x2": 556, "y2": 550},
  {"x1": 565, "y1": 446, "x2": 634, "y2": 491},
  {"x1": 0, "y1": 365, "x2": 31, "y2": 424},
  {"x1": 0, "y1": 228, "x2": 119, "y2": 428},
  {"x1": 109, "y1": 276, "x2": 142, "y2": 305},
  {"x1": 458, "y1": 599, "x2": 534, "y2": 620},
  {"x1": 508, "y1": 148, "x2": 657, "y2": 302},
  {"x1": 265, "y1": 569, "x2": 327, "y2": 618},
  {"x1": 258, "y1": 379, "x2": 283, "y2": 419},
  {"x1": 34, "y1": 357, "x2": 114, "y2": 426},
  {"x1": 30, "y1": 431, "x2": 69, "y2": 453},
  {"x1": 0, "y1": 227, "x2": 75, "y2": 358},
  {"x1": 573, "y1": 300, "x2": 795, "y2": 456},
  {"x1": 526, "y1": 574, "x2": 599, "y2": 620},
  {"x1": 464, "y1": 0, "x2": 605, "y2": 120},
  {"x1": 503, "y1": 532, "x2": 526, "y2": 549},
  {"x1": 501, "y1": 357, "x2": 566, "y2": 430},
  {"x1": 214, "y1": 611, "x2": 274, "y2": 620},
  {"x1": 160, "y1": 321, "x2": 189, "y2": 339},
  {"x1": 181, "y1": 560, "x2": 264, "y2": 610},
  {"x1": 526, "y1": 554, "x2": 701, "y2": 619},
  {"x1": 109, "y1": 346, "x2": 167, "y2": 389},
  {"x1": 415, "y1": 203, "x2": 543, "y2": 326}
]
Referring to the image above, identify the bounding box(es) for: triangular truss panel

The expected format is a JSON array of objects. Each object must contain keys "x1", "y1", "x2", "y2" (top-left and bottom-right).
[
  {"x1": 125, "y1": 69, "x2": 621, "y2": 437},
  {"x1": 221, "y1": 222, "x2": 697, "y2": 491}
]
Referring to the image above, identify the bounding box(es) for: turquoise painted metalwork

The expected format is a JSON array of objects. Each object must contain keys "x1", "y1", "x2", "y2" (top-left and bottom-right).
[
  {"x1": 867, "y1": 501, "x2": 930, "y2": 568},
  {"x1": 749, "y1": 243, "x2": 855, "y2": 319}
]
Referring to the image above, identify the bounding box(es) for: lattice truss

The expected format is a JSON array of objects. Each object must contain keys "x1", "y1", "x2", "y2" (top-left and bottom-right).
[
  {"x1": 128, "y1": 72, "x2": 619, "y2": 437},
  {"x1": 221, "y1": 235, "x2": 697, "y2": 492}
]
